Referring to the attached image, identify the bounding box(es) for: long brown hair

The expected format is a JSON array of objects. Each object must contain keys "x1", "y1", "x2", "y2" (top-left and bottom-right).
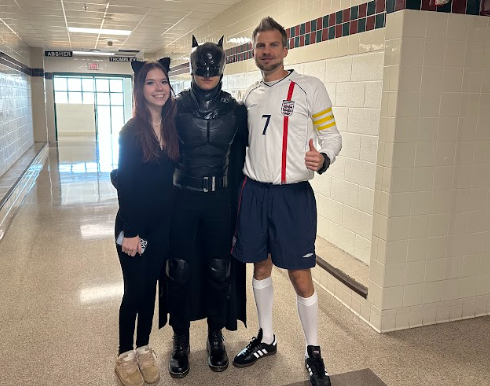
[{"x1": 133, "y1": 61, "x2": 179, "y2": 162}]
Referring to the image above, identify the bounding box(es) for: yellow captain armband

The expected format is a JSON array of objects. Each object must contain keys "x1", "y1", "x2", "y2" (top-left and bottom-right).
[{"x1": 312, "y1": 107, "x2": 336, "y2": 131}]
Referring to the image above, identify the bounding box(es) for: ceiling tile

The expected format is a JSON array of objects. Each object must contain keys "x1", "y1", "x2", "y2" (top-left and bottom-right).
[
  {"x1": 186, "y1": 11, "x2": 219, "y2": 20},
  {"x1": 63, "y1": 3, "x2": 108, "y2": 12},
  {"x1": 64, "y1": 10, "x2": 106, "y2": 18},
  {"x1": 0, "y1": 13, "x2": 30, "y2": 20},
  {"x1": 105, "y1": 13, "x2": 143, "y2": 22},
  {"x1": 24, "y1": 14, "x2": 64, "y2": 21},
  {"x1": 63, "y1": 0, "x2": 112, "y2": 5},
  {"x1": 67, "y1": 22, "x2": 102, "y2": 28},
  {"x1": 15, "y1": 1, "x2": 62, "y2": 10},
  {"x1": 107, "y1": 6, "x2": 149, "y2": 15},
  {"x1": 194, "y1": 3, "x2": 229, "y2": 13},
  {"x1": 24, "y1": 9, "x2": 64, "y2": 16}
]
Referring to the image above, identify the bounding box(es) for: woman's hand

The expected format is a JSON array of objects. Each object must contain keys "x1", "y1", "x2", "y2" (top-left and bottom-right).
[{"x1": 122, "y1": 236, "x2": 142, "y2": 257}]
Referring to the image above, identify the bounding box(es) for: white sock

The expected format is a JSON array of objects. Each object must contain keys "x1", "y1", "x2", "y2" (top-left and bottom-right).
[
  {"x1": 297, "y1": 291, "x2": 318, "y2": 357},
  {"x1": 253, "y1": 276, "x2": 274, "y2": 344}
]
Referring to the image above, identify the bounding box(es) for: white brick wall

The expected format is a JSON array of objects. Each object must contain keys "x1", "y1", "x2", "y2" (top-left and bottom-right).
[
  {"x1": 0, "y1": 22, "x2": 33, "y2": 179},
  {"x1": 317, "y1": 51, "x2": 384, "y2": 264},
  {"x1": 370, "y1": 10, "x2": 490, "y2": 332},
  {"x1": 348, "y1": 108, "x2": 382, "y2": 136}
]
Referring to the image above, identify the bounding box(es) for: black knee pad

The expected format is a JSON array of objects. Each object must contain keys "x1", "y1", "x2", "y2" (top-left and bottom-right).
[
  {"x1": 207, "y1": 259, "x2": 231, "y2": 282},
  {"x1": 166, "y1": 258, "x2": 190, "y2": 285}
]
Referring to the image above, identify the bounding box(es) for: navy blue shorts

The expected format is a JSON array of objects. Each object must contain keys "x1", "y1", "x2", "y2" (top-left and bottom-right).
[{"x1": 232, "y1": 177, "x2": 317, "y2": 270}]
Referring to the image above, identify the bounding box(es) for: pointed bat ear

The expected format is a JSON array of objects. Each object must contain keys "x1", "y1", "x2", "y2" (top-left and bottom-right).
[
  {"x1": 131, "y1": 60, "x2": 145, "y2": 76},
  {"x1": 158, "y1": 57, "x2": 171, "y2": 72},
  {"x1": 192, "y1": 35, "x2": 199, "y2": 48},
  {"x1": 217, "y1": 35, "x2": 224, "y2": 47}
]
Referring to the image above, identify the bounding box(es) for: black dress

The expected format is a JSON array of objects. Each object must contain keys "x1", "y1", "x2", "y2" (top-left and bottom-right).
[{"x1": 115, "y1": 118, "x2": 174, "y2": 353}]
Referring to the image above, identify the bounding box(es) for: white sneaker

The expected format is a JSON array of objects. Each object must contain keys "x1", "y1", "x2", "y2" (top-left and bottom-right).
[
  {"x1": 115, "y1": 350, "x2": 144, "y2": 386},
  {"x1": 136, "y1": 345, "x2": 160, "y2": 384}
]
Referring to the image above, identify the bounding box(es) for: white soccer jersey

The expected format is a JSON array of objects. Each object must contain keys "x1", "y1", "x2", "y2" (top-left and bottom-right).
[{"x1": 242, "y1": 70, "x2": 342, "y2": 185}]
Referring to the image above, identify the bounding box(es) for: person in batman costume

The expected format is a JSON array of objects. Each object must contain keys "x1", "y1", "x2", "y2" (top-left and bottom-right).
[{"x1": 162, "y1": 35, "x2": 248, "y2": 378}]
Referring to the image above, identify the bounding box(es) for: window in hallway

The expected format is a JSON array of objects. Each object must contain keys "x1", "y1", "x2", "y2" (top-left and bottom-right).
[
  {"x1": 53, "y1": 74, "x2": 132, "y2": 205},
  {"x1": 53, "y1": 75, "x2": 132, "y2": 144}
]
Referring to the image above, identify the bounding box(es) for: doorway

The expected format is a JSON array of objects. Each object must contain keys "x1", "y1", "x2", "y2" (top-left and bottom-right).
[
  {"x1": 53, "y1": 74, "x2": 132, "y2": 141},
  {"x1": 53, "y1": 74, "x2": 132, "y2": 205},
  {"x1": 53, "y1": 74, "x2": 132, "y2": 172}
]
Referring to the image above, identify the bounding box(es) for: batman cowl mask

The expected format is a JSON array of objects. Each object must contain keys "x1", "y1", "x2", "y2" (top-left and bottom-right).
[{"x1": 190, "y1": 35, "x2": 225, "y2": 77}]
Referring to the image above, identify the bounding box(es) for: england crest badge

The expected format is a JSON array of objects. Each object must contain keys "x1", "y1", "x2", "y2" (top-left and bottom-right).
[{"x1": 281, "y1": 100, "x2": 295, "y2": 116}]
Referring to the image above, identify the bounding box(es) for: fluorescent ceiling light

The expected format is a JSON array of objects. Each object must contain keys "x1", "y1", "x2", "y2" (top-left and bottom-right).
[
  {"x1": 73, "y1": 51, "x2": 114, "y2": 56},
  {"x1": 228, "y1": 37, "x2": 252, "y2": 44},
  {"x1": 69, "y1": 27, "x2": 131, "y2": 36}
]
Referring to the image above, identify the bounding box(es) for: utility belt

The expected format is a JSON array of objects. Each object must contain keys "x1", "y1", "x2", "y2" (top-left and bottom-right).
[{"x1": 173, "y1": 172, "x2": 228, "y2": 192}]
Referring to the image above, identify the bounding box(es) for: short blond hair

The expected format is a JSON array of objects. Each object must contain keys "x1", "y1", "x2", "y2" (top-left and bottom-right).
[{"x1": 252, "y1": 17, "x2": 288, "y2": 48}]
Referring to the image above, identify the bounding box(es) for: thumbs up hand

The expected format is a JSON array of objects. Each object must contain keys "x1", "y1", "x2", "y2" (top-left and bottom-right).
[{"x1": 305, "y1": 139, "x2": 325, "y2": 171}]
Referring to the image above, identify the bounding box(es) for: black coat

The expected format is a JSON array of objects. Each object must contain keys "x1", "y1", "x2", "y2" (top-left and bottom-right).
[{"x1": 114, "y1": 118, "x2": 174, "y2": 250}]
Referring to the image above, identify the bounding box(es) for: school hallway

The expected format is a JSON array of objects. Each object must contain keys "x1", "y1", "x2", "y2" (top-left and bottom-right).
[
  {"x1": 2, "y1": 0, "x2": 490, "y2": 384},
  {"x1": 0, "y1": 140, "x2": 489, "y2": 386}
]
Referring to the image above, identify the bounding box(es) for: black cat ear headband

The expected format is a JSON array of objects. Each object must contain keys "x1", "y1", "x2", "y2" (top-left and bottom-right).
[{"x1": 131, "y1": 57, "x2": 171, "y2": 76}]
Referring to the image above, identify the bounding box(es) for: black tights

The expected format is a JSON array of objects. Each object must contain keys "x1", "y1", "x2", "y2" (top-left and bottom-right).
[{"x1": 118, "y1": 244, "x2": 165, "y2": 354}]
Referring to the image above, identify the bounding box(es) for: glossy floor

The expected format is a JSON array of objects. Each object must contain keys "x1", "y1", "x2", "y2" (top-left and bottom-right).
[{"x1": 0, "y1": 141, "x2": 489, "y2": 386}]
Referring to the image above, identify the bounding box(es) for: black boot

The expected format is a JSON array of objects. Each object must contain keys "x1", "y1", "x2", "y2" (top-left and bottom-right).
[
  {"x1": 169, "y1": 333, "x2": 190, "y2": 378},
  {"x1": 207, "y1": 329, "x2": 229, "y2": 372}
]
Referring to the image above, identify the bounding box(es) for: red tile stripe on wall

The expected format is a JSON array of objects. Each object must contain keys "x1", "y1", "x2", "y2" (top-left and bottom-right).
[{"x1": 169, "y1": 0, "x2": 484, "y2": 73}]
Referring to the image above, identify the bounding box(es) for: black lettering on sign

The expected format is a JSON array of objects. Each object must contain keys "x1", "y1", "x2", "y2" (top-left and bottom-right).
[
  {"x1": 109, "y1": 57, "x2": 137, "y2": 62},
  {"x1": 44, "y1": 51, "x2": 73, "y2": 57}
]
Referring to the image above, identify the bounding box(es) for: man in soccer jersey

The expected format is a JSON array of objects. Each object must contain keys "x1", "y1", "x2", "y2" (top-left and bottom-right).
[{"x1": 231, "y1": 16, "x2": 342, "y2": 386}]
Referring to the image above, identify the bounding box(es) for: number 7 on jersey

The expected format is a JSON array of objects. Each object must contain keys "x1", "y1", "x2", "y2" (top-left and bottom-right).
[{"x1": 262, "y1": 114, "x2": 271, "y2": 135}]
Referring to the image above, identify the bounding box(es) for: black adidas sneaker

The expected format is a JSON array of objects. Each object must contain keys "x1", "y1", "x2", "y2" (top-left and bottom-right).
[
  {"x1": 233, "y1": 328, "x2": 277, "y2": 367},
  {"x1": 305, "y1": 345, "x2": 331, "y2": 386}
]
